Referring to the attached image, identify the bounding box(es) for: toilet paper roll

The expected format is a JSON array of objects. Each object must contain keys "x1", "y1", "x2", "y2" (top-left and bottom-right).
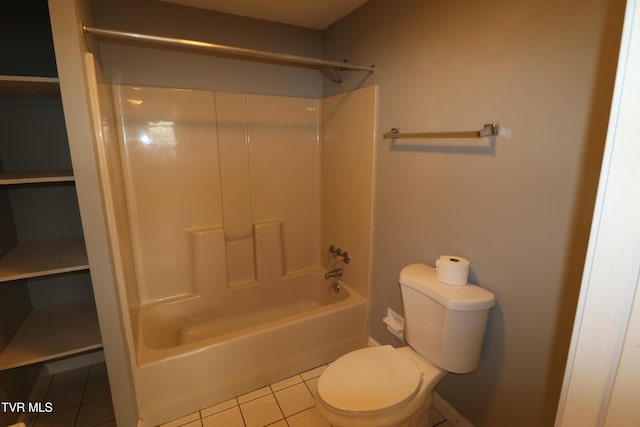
[{"x1": 435, "y1": 255, "x2": 470, "y2": 286}]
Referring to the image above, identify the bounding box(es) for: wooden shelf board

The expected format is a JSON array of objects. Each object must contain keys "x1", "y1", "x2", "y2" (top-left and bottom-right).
[
  {"x1": 0, "y1": 238, "x2": 89, "y2": 283},
  {"x1": 0, "y1": 170, "x2": 74, "y2": 185},
  {"x1": 0, "y1": 300, "x2": 102, "y2": 371},
  {"x1": 0, "y1": 75, "x2": 60, "y2": 97}
]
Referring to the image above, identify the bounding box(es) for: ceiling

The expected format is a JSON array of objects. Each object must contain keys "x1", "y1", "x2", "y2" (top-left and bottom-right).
[{"x1": 157, "y1": 0, "x2": 369, "y2": 30}]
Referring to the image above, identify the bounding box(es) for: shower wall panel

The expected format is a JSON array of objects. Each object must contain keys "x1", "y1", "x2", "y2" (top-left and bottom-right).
[
  {"x1": 246, "y1": 94, "x2": 321, "y2": 275},
  {"x1": 110, "y1": 85, "x2": 320, "y2": 304},
  {"x1": 215, "y1": 92, "x2": 255, "y2": 287},
  {"x1": 112, "y1": 86, "x2": 222, "y2": 303}
]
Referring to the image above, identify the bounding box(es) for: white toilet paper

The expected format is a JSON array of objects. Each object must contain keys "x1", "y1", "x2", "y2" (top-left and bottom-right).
[{"x1": 435, "y1": 255, "x2": 470, "y2": 286}]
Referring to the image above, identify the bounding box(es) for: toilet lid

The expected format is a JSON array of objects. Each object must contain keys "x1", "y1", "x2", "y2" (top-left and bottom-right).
[{"x1": 317, "y1": 345, "x2": 422, "y2": 413}]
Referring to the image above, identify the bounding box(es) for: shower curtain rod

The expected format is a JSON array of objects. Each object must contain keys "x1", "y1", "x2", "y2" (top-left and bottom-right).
[{"x1": 82, "y1": 24, "x2": 375, "y2": 84}]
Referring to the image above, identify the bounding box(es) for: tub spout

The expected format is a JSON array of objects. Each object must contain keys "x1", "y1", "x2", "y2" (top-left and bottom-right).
[{"x1": 324, "y1": 268, "x2": 343, "y2": 279}]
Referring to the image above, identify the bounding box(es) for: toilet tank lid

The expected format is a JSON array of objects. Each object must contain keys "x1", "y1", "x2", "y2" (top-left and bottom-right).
[{"x1": 400, "y1": 264, "x2": 496, "y2": 311}]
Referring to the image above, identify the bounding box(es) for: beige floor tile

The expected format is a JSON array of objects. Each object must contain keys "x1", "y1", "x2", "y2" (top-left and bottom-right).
[
  {"x1": 240, "y1": 394, "x2": 283, "y2": 427},
  {"x1": 286, "y1": 407, "x2": 330, "y2": 427},
  {"x1": 159, "y1": 411, "x2": 200, "y2": 427},
  {"x1": 300, "y1": 365, "x2": 327, "y2": 381},
  {"x1": 45, "y1": 383, "x2": 84, "y2": 411},
  {"x1": 304, "y1": 377, "x2": 319, "y2": 397},
  {"x1": 200, "y1": 398, "x2": 238, "y2": 418},
  {"x1": 266, "y1": 421, "x2": 288, "y2": 427},
  {"x1": 75, "y1": 397, "x2": 115, "y2": 427},
  {"x1": 201, "y1": 406, "x2": 244, "y2": 427},
  {"x1": 428, "y1": 406, "x2": 445, "y2": 425},
  {"x1": 83, "y1": 377, "x2": 111, "y2": 403},
  {"x1": 48, "y1": 366, "x2": 90, "y2": 392},
  {"x1": 33, "y1": 407, "x2": 78, "y2": 427},
  {"x1": 89, "y1": 362, "x2": 108, "y2": 381},
  {"x1": 274, "y1": 383, "x2": 315, "y2": 417},
  {"x1": 237, "y1": 386, "x2": 271, "y2": 404},
  {"x1": 270, "y1": 374, "x2": 303, "y2": 391}
]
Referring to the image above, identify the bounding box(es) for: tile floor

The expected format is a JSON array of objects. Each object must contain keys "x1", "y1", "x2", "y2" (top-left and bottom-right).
[
  {"x1": 22, "y1": 362, "x2": 454, "y2": 427},
  {"x1": 158, "y1": 363, "x2": 454, "y2": 427},
  {"x1": 27, "y1": 363, "x2": 115, "y2": 427}
]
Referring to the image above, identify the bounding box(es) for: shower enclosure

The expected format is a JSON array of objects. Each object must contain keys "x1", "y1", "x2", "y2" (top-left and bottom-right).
[{"x1": 85, "y1": 59, "x2": 377, "y2": 424}]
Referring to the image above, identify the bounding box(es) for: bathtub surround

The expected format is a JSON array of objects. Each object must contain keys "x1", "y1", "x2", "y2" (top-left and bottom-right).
[
  {"x1": 92, "y1": 78, "x2": 375, "y2": 424},
  {"x1": 111, "y1": 86, "x2": 322, "y2": 302}
]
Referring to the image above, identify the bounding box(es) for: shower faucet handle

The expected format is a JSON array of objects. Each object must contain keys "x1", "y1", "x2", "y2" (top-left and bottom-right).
[{"x1": 328, "y1": 245, "x2": 351, "y2": 264}]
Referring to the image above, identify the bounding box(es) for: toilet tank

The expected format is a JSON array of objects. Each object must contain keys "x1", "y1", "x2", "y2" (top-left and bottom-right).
[{"x1": 399, "y1": 263, "x2": 495, "y2": 374}]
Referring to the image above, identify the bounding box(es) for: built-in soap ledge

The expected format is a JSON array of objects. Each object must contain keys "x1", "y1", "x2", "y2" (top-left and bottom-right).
[
  {"x1": 186, "y1": 220, "x2": 287, "y2": 293},
  {"x1": 254, "y1": 220, "x2": 285, "y2": 282},
  {"x1": 187, "y1": 227, "x2": 227, "y2": 296}
]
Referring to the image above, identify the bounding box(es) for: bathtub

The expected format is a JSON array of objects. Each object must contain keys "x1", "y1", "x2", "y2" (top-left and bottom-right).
[{"x1": 132, "y1": 273, "x2": 368, "y2": 426}]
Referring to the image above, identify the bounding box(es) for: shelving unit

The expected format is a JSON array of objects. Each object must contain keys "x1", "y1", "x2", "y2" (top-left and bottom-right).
[
  {"x1": 0, "y1": 237, "x2": 89, "y2": 282},
  {"x1": 0, "y1": 300, "x2": 101, "y2": 371},
  {"x1": 0, "y1": 74, "x2": 102, "y2": 373},
  {"x1": 0, "y1": 170, "x2": 74, "y2": 185},
  {"x1": 0, "y1": 75, "x2": 60, "y2": 97},
  {"x1": 0, "y1": 6, "x2": 103, "y2": 426}
]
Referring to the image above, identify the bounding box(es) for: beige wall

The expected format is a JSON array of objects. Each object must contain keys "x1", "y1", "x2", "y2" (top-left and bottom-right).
[{"x1": 323, "y1": 0, "x2": 625, "y2": 425}]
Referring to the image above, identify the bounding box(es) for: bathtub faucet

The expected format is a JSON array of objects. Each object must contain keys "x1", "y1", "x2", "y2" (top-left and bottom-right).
[{"x1": 324, "y1": 268, "x2": 343, "y2": 279}]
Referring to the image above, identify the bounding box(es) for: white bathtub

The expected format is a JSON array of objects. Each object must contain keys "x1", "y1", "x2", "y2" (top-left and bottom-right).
[{"x1": 133, "y1": 273, "x2": 368, "y2": 426}]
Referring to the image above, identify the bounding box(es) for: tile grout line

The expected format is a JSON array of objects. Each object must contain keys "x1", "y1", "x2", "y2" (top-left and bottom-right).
[
  {"x1": 235, "y1": 397, "x2": 249, "y2": 427},
  {"x1": 73, "y1": 367, "x2": 91, "y2": 427},
  {"x1": 267, "y1": 384, "x2": 287, "y2": 426},
  {"x1": 164, "y1": 362, "x2": 454, "y2": 427}
]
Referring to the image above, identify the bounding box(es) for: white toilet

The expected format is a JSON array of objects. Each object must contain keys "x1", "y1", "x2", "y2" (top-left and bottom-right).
[{"x1": 315, "y1": 263, "x2": 496, "y2": 427}]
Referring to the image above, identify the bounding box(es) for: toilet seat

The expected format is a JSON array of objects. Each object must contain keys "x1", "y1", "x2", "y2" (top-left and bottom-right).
[{"x1": 317, "y1": 345, "x2": 423, "y2": 415}]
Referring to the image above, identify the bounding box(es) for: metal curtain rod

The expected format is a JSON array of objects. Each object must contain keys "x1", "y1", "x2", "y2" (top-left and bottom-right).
[
  {"x1": 383, "y1": 123, "x2": 500, "y2": 139},
  {"x1": 82, "y1": 25, "x2": 375, "y2": 83}
]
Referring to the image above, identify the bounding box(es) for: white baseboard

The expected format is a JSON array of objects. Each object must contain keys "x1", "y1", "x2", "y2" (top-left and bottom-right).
[{"x1": 432, "y1": 392, "x2": 474, "y2": 427}]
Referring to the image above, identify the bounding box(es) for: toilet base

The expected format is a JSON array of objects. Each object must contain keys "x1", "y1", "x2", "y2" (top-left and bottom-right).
[{"x1": 315, "y1": 392, "x2": 434, "y2": 427}]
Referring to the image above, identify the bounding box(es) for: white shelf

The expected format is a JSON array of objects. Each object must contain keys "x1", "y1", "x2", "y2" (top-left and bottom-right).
[
  {"x1": 0, "y1": 170, "x2": 74, "y2": 185},
  {"x1": 0, "y1": 238, "x2": 89, "y2": 283},
  {"x1": 0, "y1": 75, "x2": 60, "y2": 97},
  {"x1": 0, "y1": 300, "x2": 102, "y2": 371}
]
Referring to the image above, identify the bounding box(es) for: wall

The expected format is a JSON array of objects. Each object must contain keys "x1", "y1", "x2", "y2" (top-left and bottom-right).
[
  {"x1": 90, "y1": 0, "x2": 324, "y2": 98},
  {"x1": 323, "y1": 0, "x2": 625, "y2": 425}
]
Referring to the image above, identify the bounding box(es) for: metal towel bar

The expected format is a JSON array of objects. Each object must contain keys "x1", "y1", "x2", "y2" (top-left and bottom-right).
[{"x1": 383, "y1": 123, "x2": 499, "y2": 139}]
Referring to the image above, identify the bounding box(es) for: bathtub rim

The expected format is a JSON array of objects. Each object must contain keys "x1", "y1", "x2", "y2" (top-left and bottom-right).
[{"x1": 135, "y1": 280, "x2": 365, "y2": 365}]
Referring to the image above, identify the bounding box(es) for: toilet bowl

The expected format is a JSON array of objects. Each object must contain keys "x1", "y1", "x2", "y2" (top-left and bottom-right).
[
  {"x1": 315, "y1": 346, "x2": 446, "y2": 427},
  {"x1": 315, "y1": 263, "x2": 496, "y2": 427}
]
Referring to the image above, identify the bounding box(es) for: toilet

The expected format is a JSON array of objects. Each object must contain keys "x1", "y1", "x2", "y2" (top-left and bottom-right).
[{"x1": 315, "y1": 263, "x2": 496, "y2": 427}]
